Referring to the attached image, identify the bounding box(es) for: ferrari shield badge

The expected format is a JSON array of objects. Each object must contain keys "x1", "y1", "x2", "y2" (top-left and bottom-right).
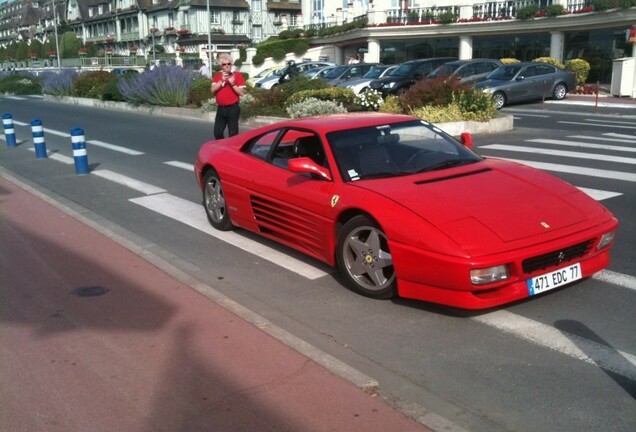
[
  {"x1": 541, "y1": 221, "x2": 550, "y2": 229},
  {"x1": 331, "y1": 195, "x2": 340, "y2": 208}
]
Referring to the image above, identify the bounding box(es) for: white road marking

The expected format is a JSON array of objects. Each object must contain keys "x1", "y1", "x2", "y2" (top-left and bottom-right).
[
  {"x1": 576, "y1": 187, "x2": 622, "y2": 201},
  {"x1": 593, "y1": 270, "x2": 636, "y2": 291},
  {"x1": 164, "y1": 160, "x2": 194, "y2": 171},
  {"x1": 568, "y1": 135, "x2": 636, "y2": 145},
  {"x1": 43, "y1": 128, "x2": 71, "y2": 138},
  {"x1": 528, "y1": 138, "x2": 636, "y2": 153},
  {"x1": 473, "y1": 310, "x2": 636, "y2": 381},
  {"x1": 12, "y1": 120, "x2": 29, "y2": 126},
  {"x1": 584, "y1": 118, "x2": 636, "y2": 125},
  {"x1": 3, "y1": 96, "x2": 27, "y2": 100},
  {"x1": 481, "y1": 144, "x2": 636, "y2": 165},
  {"x1": 493, "y1": 158, "x2": 636, "y2": 182},
  {"x1": 603, "y1": 132, "x2": 636, "y2": 140},
  {"x1": 87, "y1": 140, "x2": 144, "y2": 155},
  {"x1": 129, "y1": 193, "x2": 329, "y2": 280},
  {"x1": 558, "y1": 121, "x2": 636, "y2": 130},
  {"x1": 48, "y1": 153, "x2": 74, "y2": 164},
  {"x1": 92, "y1": 169, "x2": 166, "y2": 195},
  {"x1": 513, "y1": 114, "x2": 550, "y2": 118}
]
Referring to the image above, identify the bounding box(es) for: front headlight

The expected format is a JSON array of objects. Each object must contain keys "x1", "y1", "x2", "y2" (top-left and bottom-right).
[
  {"x1": 384, "y1": 82, "x2": 396, "y2": 89},
  {"x1": 481, "y1": 87, "x2": 494, "y2": 94},
  {"x1": 597, "y1": 230, "x2": 616, "y2": 250},
  {"x1": 470, "y1": 265, "x2": 509, "y2": 285}
]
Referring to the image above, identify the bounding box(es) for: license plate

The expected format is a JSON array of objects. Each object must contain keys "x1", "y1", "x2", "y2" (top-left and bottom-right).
[{"x1": 527, "y1": 263, "x2": 582, "y2": 296}]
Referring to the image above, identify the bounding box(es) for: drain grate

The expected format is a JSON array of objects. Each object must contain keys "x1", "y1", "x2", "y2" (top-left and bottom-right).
[{"x1": 73, "y1": 286, "x2": 109, "y2": 297}]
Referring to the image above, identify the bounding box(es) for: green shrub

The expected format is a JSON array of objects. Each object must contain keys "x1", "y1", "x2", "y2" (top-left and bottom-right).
[
  {"x1": 73, "y1": 71, "x2": 113, "y2": 98},
  {"x1": 516, "y1": 4, "x2": 539, "y2": 20},
  {"x1": 240, "y1": 87, "x2": 288, "y2": 118},
  {"x1": 378, "y1": 95, "x2": 405, "y2": 114},
  {"x1": 591, "y1": 0, "x2": 616, "y2": 11},
  {"x1": 188, "y1": 76, "x2": 213, "y2": 107},
  {"x1": 0, "y1": 74, "x2": 41, "y2": 95},
  {"x1": 280, "y1": 75, "x2": 329, "y2": 96},
  {"x1": 533, "y1": 57, "x2": 564, "y2": 69},
  {"x1": 271, "y1": 47, "x2": 286, "y2": 61},
  {"x1": 454, "y1": 91, "x2": 497, "y2": 121},
  {"x1": 544, "y1": 4, "x2": 565, "y2": 17},
  {"x1": 285, "y1": 87, "x2": 356, "y2": 110},
  {"x1": 564, "y1": 58, "x2": 591, "y2": 86},
  {"x1": 101, "y1": 77, "x2": 125, "y2": 101},
  {"x1": 353, "y1": 89, "x2": 383, "y2": 111},
  {"x1": 438, "y1": 12, "x2": 456, "y2": 24},
  {"x1": 411, "y1": 103, "x2": 464, "y2": 123},
  {"x1": 286, "y1": 97, "x2": 347, "y2": 118}
]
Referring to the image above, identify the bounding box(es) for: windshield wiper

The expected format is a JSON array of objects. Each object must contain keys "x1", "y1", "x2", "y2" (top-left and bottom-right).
[{"x1": 418, "y1": 159, "x2": 477, "y2": 173}]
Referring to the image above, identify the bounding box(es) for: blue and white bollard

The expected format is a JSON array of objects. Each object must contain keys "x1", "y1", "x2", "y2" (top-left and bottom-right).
[
  {"x1": 71, "y1": 127, "x2": 89, "y2": 175},
  {"x1": 3, "y1": 113, "x2": 17, "y2": 148},
  {"x1": 31, "y1": 119, "x2": 47, "y2": 159}
]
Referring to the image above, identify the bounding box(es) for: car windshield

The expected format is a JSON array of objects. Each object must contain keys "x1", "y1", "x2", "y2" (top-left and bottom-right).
[
  {"x1": 324, "y1": 66, "x2": 348, "y2": 79},
  {"x1": 429, "y1": 64, "x2": 459, "y2": 78},
  {"x1": 389, "y1": 63, "x2": 414, "y2": 76},
  {"x1": 363, "y1": 67, "x2": 388, "y2": 79},
  {"x1": 486, "y1": 65, "x2": 521, "y2": 80},
  {"x1": 327, "y1": 120, "x2": 481, "y2": 181}
]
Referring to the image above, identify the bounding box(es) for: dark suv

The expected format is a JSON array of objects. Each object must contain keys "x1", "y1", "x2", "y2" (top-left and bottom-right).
[{"x1": 369, "y1": 57, "x2": 455, "y2": 96}]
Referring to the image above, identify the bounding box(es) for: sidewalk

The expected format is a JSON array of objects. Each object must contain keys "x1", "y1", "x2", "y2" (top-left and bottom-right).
[{"x1": 0, "y1": 173, "x2": 431, "y2": 432}]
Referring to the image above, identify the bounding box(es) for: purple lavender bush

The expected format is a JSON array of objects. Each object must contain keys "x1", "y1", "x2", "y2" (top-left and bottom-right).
[
  {"x1": 118, "y1": 66, "x2": 193, "y2": 107},
  {"x1": 41, "y1": 69, "x2": 78, "y2": 96}
]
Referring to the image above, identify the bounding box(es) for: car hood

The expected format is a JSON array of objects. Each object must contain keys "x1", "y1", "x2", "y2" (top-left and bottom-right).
[{"x1": 354, "y1": 161, "x2": 594, "y2": 244}]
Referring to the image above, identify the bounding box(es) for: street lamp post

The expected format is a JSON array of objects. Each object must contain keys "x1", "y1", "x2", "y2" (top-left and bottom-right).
[
  {"x1": 206, "y1": 0, "x2": 212, "y2": 68},
  {"x1": 51, "y1": 0, "x2": 61, "y2": 70},
  {"x1": 151, "y1": 30, "x2": 156, "y2": 65}
]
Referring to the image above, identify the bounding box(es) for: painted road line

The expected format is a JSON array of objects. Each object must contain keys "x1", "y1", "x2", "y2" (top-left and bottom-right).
[
  {"x1": 473, "y1": 310, "x2": 636, "y2": 381},
  {"x1": 576, "y1": 187, "x2": 622, "y2": 201},
  {"x1": 492, "y1": 158, "x2": 636, "y2": 182},
  {"x1": 481, "y1": 144, "x2": 636, "y2": 165},
  {"x1": 584, "y1": 118, "x2": 636, "y2": 125},
  {"x1": 92, "y1": 169, "x2": 166, "y2": 195},
  {"x1": 87, "y1": 140, "x2": 144, "y2": 155},
  {"x1": 3, "y1": 96, "x2": 27, "y2": 100},
  {"x1": 558, "y1": 121, "x2": 636, "y2": 130},
  {"x1": 12, "y1": 120, "x2": 29, "y2": 126},
  {"x1": 49, "y1": 153, "x2": 74, "y2": 164},
  {"x1": 129, "y1": 193, "x2": 329, "y2": 280},
  {"x1": 603, "y1": 132, "x2": 636, "y2": 140},
  {"x1": 512, "y1": 114, "x2": 550, "y2": 118},
  {"x1": 593, "y1": 270, "x2": 636, "y2": 291},
  {"x1": 528, "y1": 138, "x2": 636, "y2": 153},
  {"x1": 568, "y1": 135, "x2": 636, "y2": 145},
  {"x1": 164, "y1": 161, "x2": 194, "y2": 171},
  {"x1": 43, "y1": 128, "x2": 71, "y2": 138}
]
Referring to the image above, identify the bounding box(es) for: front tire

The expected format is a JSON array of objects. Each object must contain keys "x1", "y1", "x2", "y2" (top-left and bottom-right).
[
  {"x1": 202, "y1": 168, "x2": 233, "y2": 231},
  {"x1": 492, "y1": 91, "x2": 506, "y2": 110},
  {"x1": 553, "y1": 83, "x2": 567, "y2": 100},
  {"x1": 336, "y1": 216, "x2": 396, "y2": 299}
]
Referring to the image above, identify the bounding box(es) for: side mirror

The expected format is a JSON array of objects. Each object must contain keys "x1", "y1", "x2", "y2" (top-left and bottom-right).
[
  {"x1": 460, "y1": 132, "x2": 473, "y2": 149},
  {"x1": 288, "y1": 157, "x2": 332, "y2": 181},
  {"x1": 516, "y1": 75, "x2": 525, "y2": 81}
]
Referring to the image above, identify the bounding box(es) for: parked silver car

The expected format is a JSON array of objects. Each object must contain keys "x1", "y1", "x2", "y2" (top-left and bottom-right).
[
  {"x1": 475, "y1": 61, "x2": 577, "y2": 109},
  {"x1": 337, "y1": 65, "x2": 398, "y2": 94},
  {"x1": 255, "y1": 61, "x2": 336, "y2": 89},
  {"x1": 320, "y1": 63, "x2": 380, "y2": 86}
]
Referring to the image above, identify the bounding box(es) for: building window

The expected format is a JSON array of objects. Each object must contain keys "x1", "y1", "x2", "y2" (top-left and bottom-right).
[
  {"x1": 210, "y1": 10, "x2": 220, "y2": 25},
  {"x1": 252, "y1": 0, "x2": 261, "y2": 12}
]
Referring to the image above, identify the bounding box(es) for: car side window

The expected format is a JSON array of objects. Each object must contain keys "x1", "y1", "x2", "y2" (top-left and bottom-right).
[
  {"x1": 535, "y1": 65, "x2": 555, "y2": 76},
  {"x1": 520, "y1": 66, "x2": 535, "y2": 78},
  {"x1": 458, "y1": 65, "x2": 475, "y2": 78},
  {"x1": 416, "y1": 63, "x2": 434, "y2": 74},
  {"x1": 244, "y1": 130, "x2": 280, "y2": 160},
  {"x1": 271, "y1": 129, "x2": 327, "y2": 170}
]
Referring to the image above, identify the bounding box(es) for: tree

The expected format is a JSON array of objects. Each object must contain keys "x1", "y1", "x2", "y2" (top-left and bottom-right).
[{"x1": 60, "y1": 31, "x2": 81, "y2": 59}]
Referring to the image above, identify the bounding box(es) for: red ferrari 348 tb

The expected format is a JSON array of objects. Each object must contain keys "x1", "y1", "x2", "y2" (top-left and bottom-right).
[{"x1": 195, "y1": 113, "x2": 618, "y2": 309}]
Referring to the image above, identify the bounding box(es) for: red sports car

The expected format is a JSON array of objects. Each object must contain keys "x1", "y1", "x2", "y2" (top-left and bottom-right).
[{"x1": 195, "y1": 113, "x2": 618, "y2": 309}]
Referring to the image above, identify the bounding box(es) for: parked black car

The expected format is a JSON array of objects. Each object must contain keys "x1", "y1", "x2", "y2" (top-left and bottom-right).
[
  {"x1": 369, "y1": 57, "x2": 455, "y2": 96},
  {"x1": 320, "y1": 63, "x2": 380, "y2": 86},
  {"x1": 426, "y1": 59, "x2": 502, "y2": 86}
]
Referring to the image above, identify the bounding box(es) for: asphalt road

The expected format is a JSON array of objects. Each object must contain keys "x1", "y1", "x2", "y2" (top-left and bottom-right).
[{"x1": 1, "y1": 95, "x2": 635, "y2": 432}]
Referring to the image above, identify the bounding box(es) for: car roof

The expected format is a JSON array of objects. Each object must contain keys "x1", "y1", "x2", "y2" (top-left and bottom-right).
[
  {"x1": 443, "y1": 59, "x2": 501, "y2": 66},
  {"x1": 403, "y1": 57, "x2": 456, "y2": 65}
]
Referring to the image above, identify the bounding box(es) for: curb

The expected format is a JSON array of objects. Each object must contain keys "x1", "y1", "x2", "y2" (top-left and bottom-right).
[{"x1": 42, "y1": 95, "x2": 514, "y2": 135}]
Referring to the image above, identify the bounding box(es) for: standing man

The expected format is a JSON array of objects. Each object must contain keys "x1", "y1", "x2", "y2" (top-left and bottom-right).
[
  {"x1": 199, "y1": 61, "x2": 212, "y2": 78},
  {"x1": 211, "y1": 54, "x2": 246, "y2": 139}
]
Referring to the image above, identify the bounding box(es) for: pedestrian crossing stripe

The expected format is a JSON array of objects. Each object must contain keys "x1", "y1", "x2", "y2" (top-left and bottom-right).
[{"x1": 481, "y1": 144, "x2": 636, "y2": 165}]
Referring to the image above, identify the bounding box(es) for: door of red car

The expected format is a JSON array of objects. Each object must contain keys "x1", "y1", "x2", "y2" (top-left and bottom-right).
[{"x1": 243, "y1": 128, "x2": 337, "y2": 262}]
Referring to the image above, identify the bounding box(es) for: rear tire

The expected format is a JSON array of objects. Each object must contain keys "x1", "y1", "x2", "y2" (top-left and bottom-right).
[
  {"x1": 336, "y1": 216, "x2": 396, "y2": 299},
  {"x1": 202, "y1": 168, "x2": 233, "y2": 231}
]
